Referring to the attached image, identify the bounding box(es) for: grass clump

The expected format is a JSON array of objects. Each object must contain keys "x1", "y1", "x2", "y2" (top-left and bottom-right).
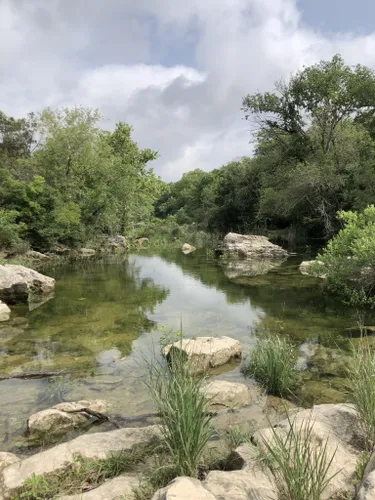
[
  {"x1": 261, "y1": 416, "x2": 337, "y2": 500},
  {"x1": 147, "y1": 347, "x2": 215, "y2": 478},
  {"x1": 348, "y1": 338, "x2": 375, "y2": 449},
  {"x1": 241, "y1": 333, "x2": 300, "y2": 396}
]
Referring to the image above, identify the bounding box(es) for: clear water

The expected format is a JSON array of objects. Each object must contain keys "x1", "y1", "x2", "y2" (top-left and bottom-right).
[{"x1": 0, "y1": 251, "x2": 366, "y2": 453}]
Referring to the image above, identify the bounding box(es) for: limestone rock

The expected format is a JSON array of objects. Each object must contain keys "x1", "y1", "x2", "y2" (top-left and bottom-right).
[
  {"x1": 181, "y1": 243, "x2": 196, "y2": 255},
  {"x1": 162, "y1": 336, "x2": 242, "y2": 375},
  {"x1": 79, "y1": 248, "x2": 96, "y2": 256},
  {"x1": 27, "y1": 400, "x2": 108, "y2": 436},
  {"x1": 136, "y1": 237, "x2": 149, "y2": 248},
  {"x1": 205, "y1": 380, "x2": 250, "y2": 409},
  {"x1": 151, "y1": 477, "x2": 216, "y2": 500},
  {"x1": 0, "y1": 265, "x2": 55, "y2": 304},
  {"x1": 221, "y1": 233, "x2": 288, "y2": 259},
  {"x1": 253, "y1": 403, "x2": 361, "y2": 500},
  {"x1": 1, "y1": 425, "x2": 161, "y2": 498},
  {"x1": 357, "y1": 451, "x2": 375, "y2": 499},
  {"x1": 299, "y1": 260, "x2": 326, "y2": 278},
  {"x1": 106, "y1": 235, "x2": 127, "y2": 251},
  {"x1": 0, "y1": 453, "x2": 20, "y2": 473},
  {"x1": 204, "y1": 469, "x2": 277, "y2": 500},
  {"x1": 0, "y1": 300, "x2": 11, "y2": 322},
  {"x1": 25, "y1": 250, "x2": 50, "y2": 261},
  {"x1": 58, "y1": 474, "x2": 139, "y2": 500}
]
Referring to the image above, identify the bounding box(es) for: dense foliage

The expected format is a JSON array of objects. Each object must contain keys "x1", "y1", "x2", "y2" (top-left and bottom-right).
[
  {"x1": 156, "y1": 55, "x2": 375, "y2": 241},
  {"x1": 0, "y1": 107, "x2": 163, "y2": 251}
]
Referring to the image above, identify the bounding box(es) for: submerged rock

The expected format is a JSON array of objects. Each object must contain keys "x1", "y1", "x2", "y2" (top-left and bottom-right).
[
  {"x1": 0, "y1": 300, "x2": 11, "y2": 322},
  {"x1": 27, "y1": 400, "x2": 108, "y2": 436},
  {"x1": 181, "y1": 243, "x2": 196, "y2": 255},
  {"x1": 220, "y1": 233, "x2": 288, "y2": 259},
  {"x1": 299, "y1": 260, "x2": 326, "y2": 278},
  {"x1": 0, "y1": 265, "x2": 55, "y2": 304},
  {"x1": 222, "y1": 258, "x2": 284, "y2": 280},
  {"x1": 162, "y1": 336, "x2": 242, "y2": 375},
  {"x1": 204, "y1": 380, "x2": 250, "y2": 409},
  {"x1": 1, "y1": 425, "x2": 161, "y2": 498}
]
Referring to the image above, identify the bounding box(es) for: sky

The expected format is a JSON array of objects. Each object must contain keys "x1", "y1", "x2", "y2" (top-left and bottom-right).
[{"x1": 1, "y1": 0, "x2": 375, "y2": 181}]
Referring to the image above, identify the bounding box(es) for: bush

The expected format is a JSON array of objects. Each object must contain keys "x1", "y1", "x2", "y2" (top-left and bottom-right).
[
  {"x1": 312, "y1": 206, "x2": 375, "y2": 307},
  {"x1": 241, "y1": 333, "x2": 300, "y2": 396},
  {"x1": 147, "y1": 346, "x2": 215, "y2": 477},
  {"x1": 348, "y1": 339, "x2": 375, "y2": 449},
  {"x1": 0, "y1": 209, "x2": 26, "y2": 250}
]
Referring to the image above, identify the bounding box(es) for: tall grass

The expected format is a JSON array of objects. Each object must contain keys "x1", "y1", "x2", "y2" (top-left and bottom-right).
[
  {"x1": 147, "y1": 347, "x2": 215, "y2": 477},
  {"x1": 241, "y1": 333, "x2": 300, "y2": 396},
  {"x1": 348, "y1": 339, "x2": 375, "y2": 448},
  {"x1": 261, "y1": 416, "x2": 337, "y2": 500}
]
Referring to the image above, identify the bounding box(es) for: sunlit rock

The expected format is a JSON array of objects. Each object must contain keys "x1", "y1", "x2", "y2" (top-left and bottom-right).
[
  {"x1": 0, "y1": 265, "x2": 55, "y2": 304},
  {"x1": 204, "y1": 380, "x2": 250, "y2": 409},
  {"x1": 0, "y1": 300, "x2": 11, "y2": 322},
  {"x1": 181, "y1": 243, "x2": 196, "y2": 255},
  {"x1": 220, "y1": 233, "x2": 288, "y2": 259}
]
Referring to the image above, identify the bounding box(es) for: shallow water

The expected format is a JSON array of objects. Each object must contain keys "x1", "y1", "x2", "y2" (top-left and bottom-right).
[{"x1": 0, "y1": 251, "x2": 368, "y2": 453}]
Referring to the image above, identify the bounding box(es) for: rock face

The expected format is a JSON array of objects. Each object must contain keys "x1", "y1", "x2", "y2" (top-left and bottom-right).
[
  {"x1": 58, "y1": 474, "x2": 139, "y2": 500},
  {"x1": 205, "y1": 380, "x2": 250, "y2": 409},
  {"x1": 299, "y1": 260, "x2": 326, "y2": 278},
  {"x1": 152, "y1": 477, "x2": 216, "y2": 500},
  {"x1": 27, "y1": 400, "x2": 108, "y2": 436},
  {"x1": 0, "y1": 265, "x2": 55, "y2": 304},
  {"x1": 253, "y1": 403, "x2": 362, "y2": 500},
  {"x1": 79, "y1": 248, "x2": 96, "y2": 256},
  {"x1": 0, "y1": 300, "x2": 11, "y2": 322},
  {"x1": 0, "y1": 425, "x2": 161, "y2": 498},
  {"x1": 0, "y1": 453, "x2": 20, "y2": 474},
  {"x1": 221, "y1": 233, "x2": 288, "y2": 259},
  {"x1": 181, "y1": 243, "x2": 196, "y2": 255},
  {"x1": 162, "y1": 337, "x2": 242, "y2": 375}
]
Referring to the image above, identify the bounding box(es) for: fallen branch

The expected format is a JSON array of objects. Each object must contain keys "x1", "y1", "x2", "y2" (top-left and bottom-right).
[
  {"x1": 0, "y1": 370, "x2": 68, "y2": 381},
  {"x1": 66, "y1": 408, "x2": 121, "y2": 429}
]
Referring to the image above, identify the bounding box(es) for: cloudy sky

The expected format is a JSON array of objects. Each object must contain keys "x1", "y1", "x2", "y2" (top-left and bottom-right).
[{"x1": 1, "y1": 0, "x2": 375, "y2": 180}]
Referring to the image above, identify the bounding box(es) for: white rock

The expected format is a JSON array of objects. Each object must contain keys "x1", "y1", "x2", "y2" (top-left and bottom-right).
[
  {"x1": 181, "y1": 243, "x2": 196, "y2": 255},
  {"x1": 162, "y1": 336, "x2": 242, "y2": 375},
  {"x1": 356, "y1": 451, "x2": 375, "y2": 499},
  {"x1": 0, "y1": 453, "x2": 20, "y2": 473},
  {"x1": 204, "y1": 469, "x2": 277, "y2": 500},
  {"x1": 151, "y1": 477, "x2": 216, "y2": 500},
  {"x1": 58, "y1": 474, "x2": 139, "y2": 499},
  {"x1": 221, "y1": 233, "x2": 288, "y2": 259},
  {"x1": 0, "y1": 300, "x2": 11, "y2": 322},
  {"x1": 0, "y1": 265, "x2": 55, "y2": 304},
  {"x1": 1, "y1": 425, "x2": 161, "y2": 498},
  {"x1": 27, "y1": 400, "x2": 108, "y2": 435},
  {"x1": 205, "y1": 380, "x2": 250, "y2": 409}
]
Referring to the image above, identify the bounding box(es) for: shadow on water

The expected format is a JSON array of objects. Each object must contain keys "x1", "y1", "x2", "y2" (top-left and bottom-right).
[{"x1": 0, "y1": 251, "x2": 372, "y2": 453}]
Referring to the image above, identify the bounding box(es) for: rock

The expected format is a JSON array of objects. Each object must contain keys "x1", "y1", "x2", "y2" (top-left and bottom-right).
[
  {"x1": 162, "y1": 336, "x2": 242, "y2": 375},
  {"x1": 220, "y1": 233, "x2": 288, "y2": 259},
  {"x1": 205, "y1": 380, "x2": 250, "y2": 409},
  {"x1": 1, "y1": 425, "x2": 161, "y2": 498},
  {"x1": 299, "y1": 260, "x2": 326, "y2": 278},
  {"x1": 0, "y1": 453, "x2": 20, "y2": 473},
  {"x1": 253, "y1": 403, "x2": 362, "y2": 500},
  {"x1": 25, "y1": 250, "x2": 50, "y2": 261},
  {"x1": 151, "y1": 477, "x2": 216, "y2": 500},
  {"x1": 204, "y1": 469, "x2": 277, "y2": 500},
  {"x1": 136, "y1": 237, "x2": 149, "y2": 248},
  {"x1": 181, "y1": 243, "x2": 196, "y2": 255},
  {"x1": 0, "y1": 265, "x2": 55, "y2": 304},
  {"x1": 0, "y1": 300, "x2": 11, "y2": 322},
  {"x1": 58, "y1": 474, "x2": 139, "y2": 499},
  {"x1": 222, "y1": 258, "x2": 284, "y2": 280},
  {"x1": 79, "y1": 248, "x2": 96, "y2": 256},
  {"x1": 357, "y1": 451, "x2": 375, "y2": 500},
  {"x1": 27, "y1": 400, "x2": 108, "y2": 436},
  {"x1": 106, "y1": 235, "x2": 127, "y2": 251}
]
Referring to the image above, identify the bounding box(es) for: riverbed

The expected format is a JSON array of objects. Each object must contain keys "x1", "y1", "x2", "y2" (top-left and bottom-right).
[{"x1": 0, "y1": 251, "x2": 367, "y2": 453}]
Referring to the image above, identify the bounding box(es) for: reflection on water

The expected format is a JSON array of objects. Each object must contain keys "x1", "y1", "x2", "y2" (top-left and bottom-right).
[{"x1": 0, "y1": 251, "x2": 368, "y2": 452}]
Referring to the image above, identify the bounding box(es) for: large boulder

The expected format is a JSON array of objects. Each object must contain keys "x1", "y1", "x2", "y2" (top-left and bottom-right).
[
  {"x1": 253, "y1": 403, "x2": 362, "y2": 500},
  {"x1": 181, "y1": 243, "x2": 196, "y2": 255},
  {"x1": 0, "y1": 453, "x2": 20, "y2": 473},
  {"x1": 221, "y1": 233, "x2": 288, "y2": 259},
  {"x1": 58, "y1": 474, "x2": 139, "y2": 500},
  {"x1": 0, "y1": 265, "x2": 55, "y2": 304},
  {"x1": 151, "y1": 477, "x2": 216, "y2": 500},
  {"x1": 162, "y1": 337, "x2": 242, "y2": 375},
  {"x1": 204, "y1": 380, "x2": 250, "y2": 409},
  {"x1": 0, "y1": 300, "x2": 11, "y2": 322},
  {"x1": 0, "y1": 425, "x2": 161, "y2": 498},
  {"x1": 27, "y1": 400, "x2": 108, "y2": 436},
  {"x1": 106, "y1": 235, "x2": 127, "y2": 252}
]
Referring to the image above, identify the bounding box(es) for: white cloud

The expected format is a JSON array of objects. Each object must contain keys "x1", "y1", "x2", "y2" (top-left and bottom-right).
[{"x1": 2, "y1": 0, "x2": 375, "y2": 180}]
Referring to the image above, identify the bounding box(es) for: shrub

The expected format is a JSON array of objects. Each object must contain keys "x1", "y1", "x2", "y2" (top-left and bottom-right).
[
  {"x1": 0, "y1": 209, "x2": 25, "y2": 250},
  {"x1": 241, "y1": 333, "x2": 300, "y2": 396},
  {"x1": 147, "y1": 346, "x2": 215, "y2": 477},
  {"x1": 311, "y1": 206, "x2": 375, "y2": 307},
  {"x1": 261, "y1": 416, "x2": 337, "y2": 500},
  {"x1": 347, "y1": 339, "x2": 375, "y2": 448}
]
